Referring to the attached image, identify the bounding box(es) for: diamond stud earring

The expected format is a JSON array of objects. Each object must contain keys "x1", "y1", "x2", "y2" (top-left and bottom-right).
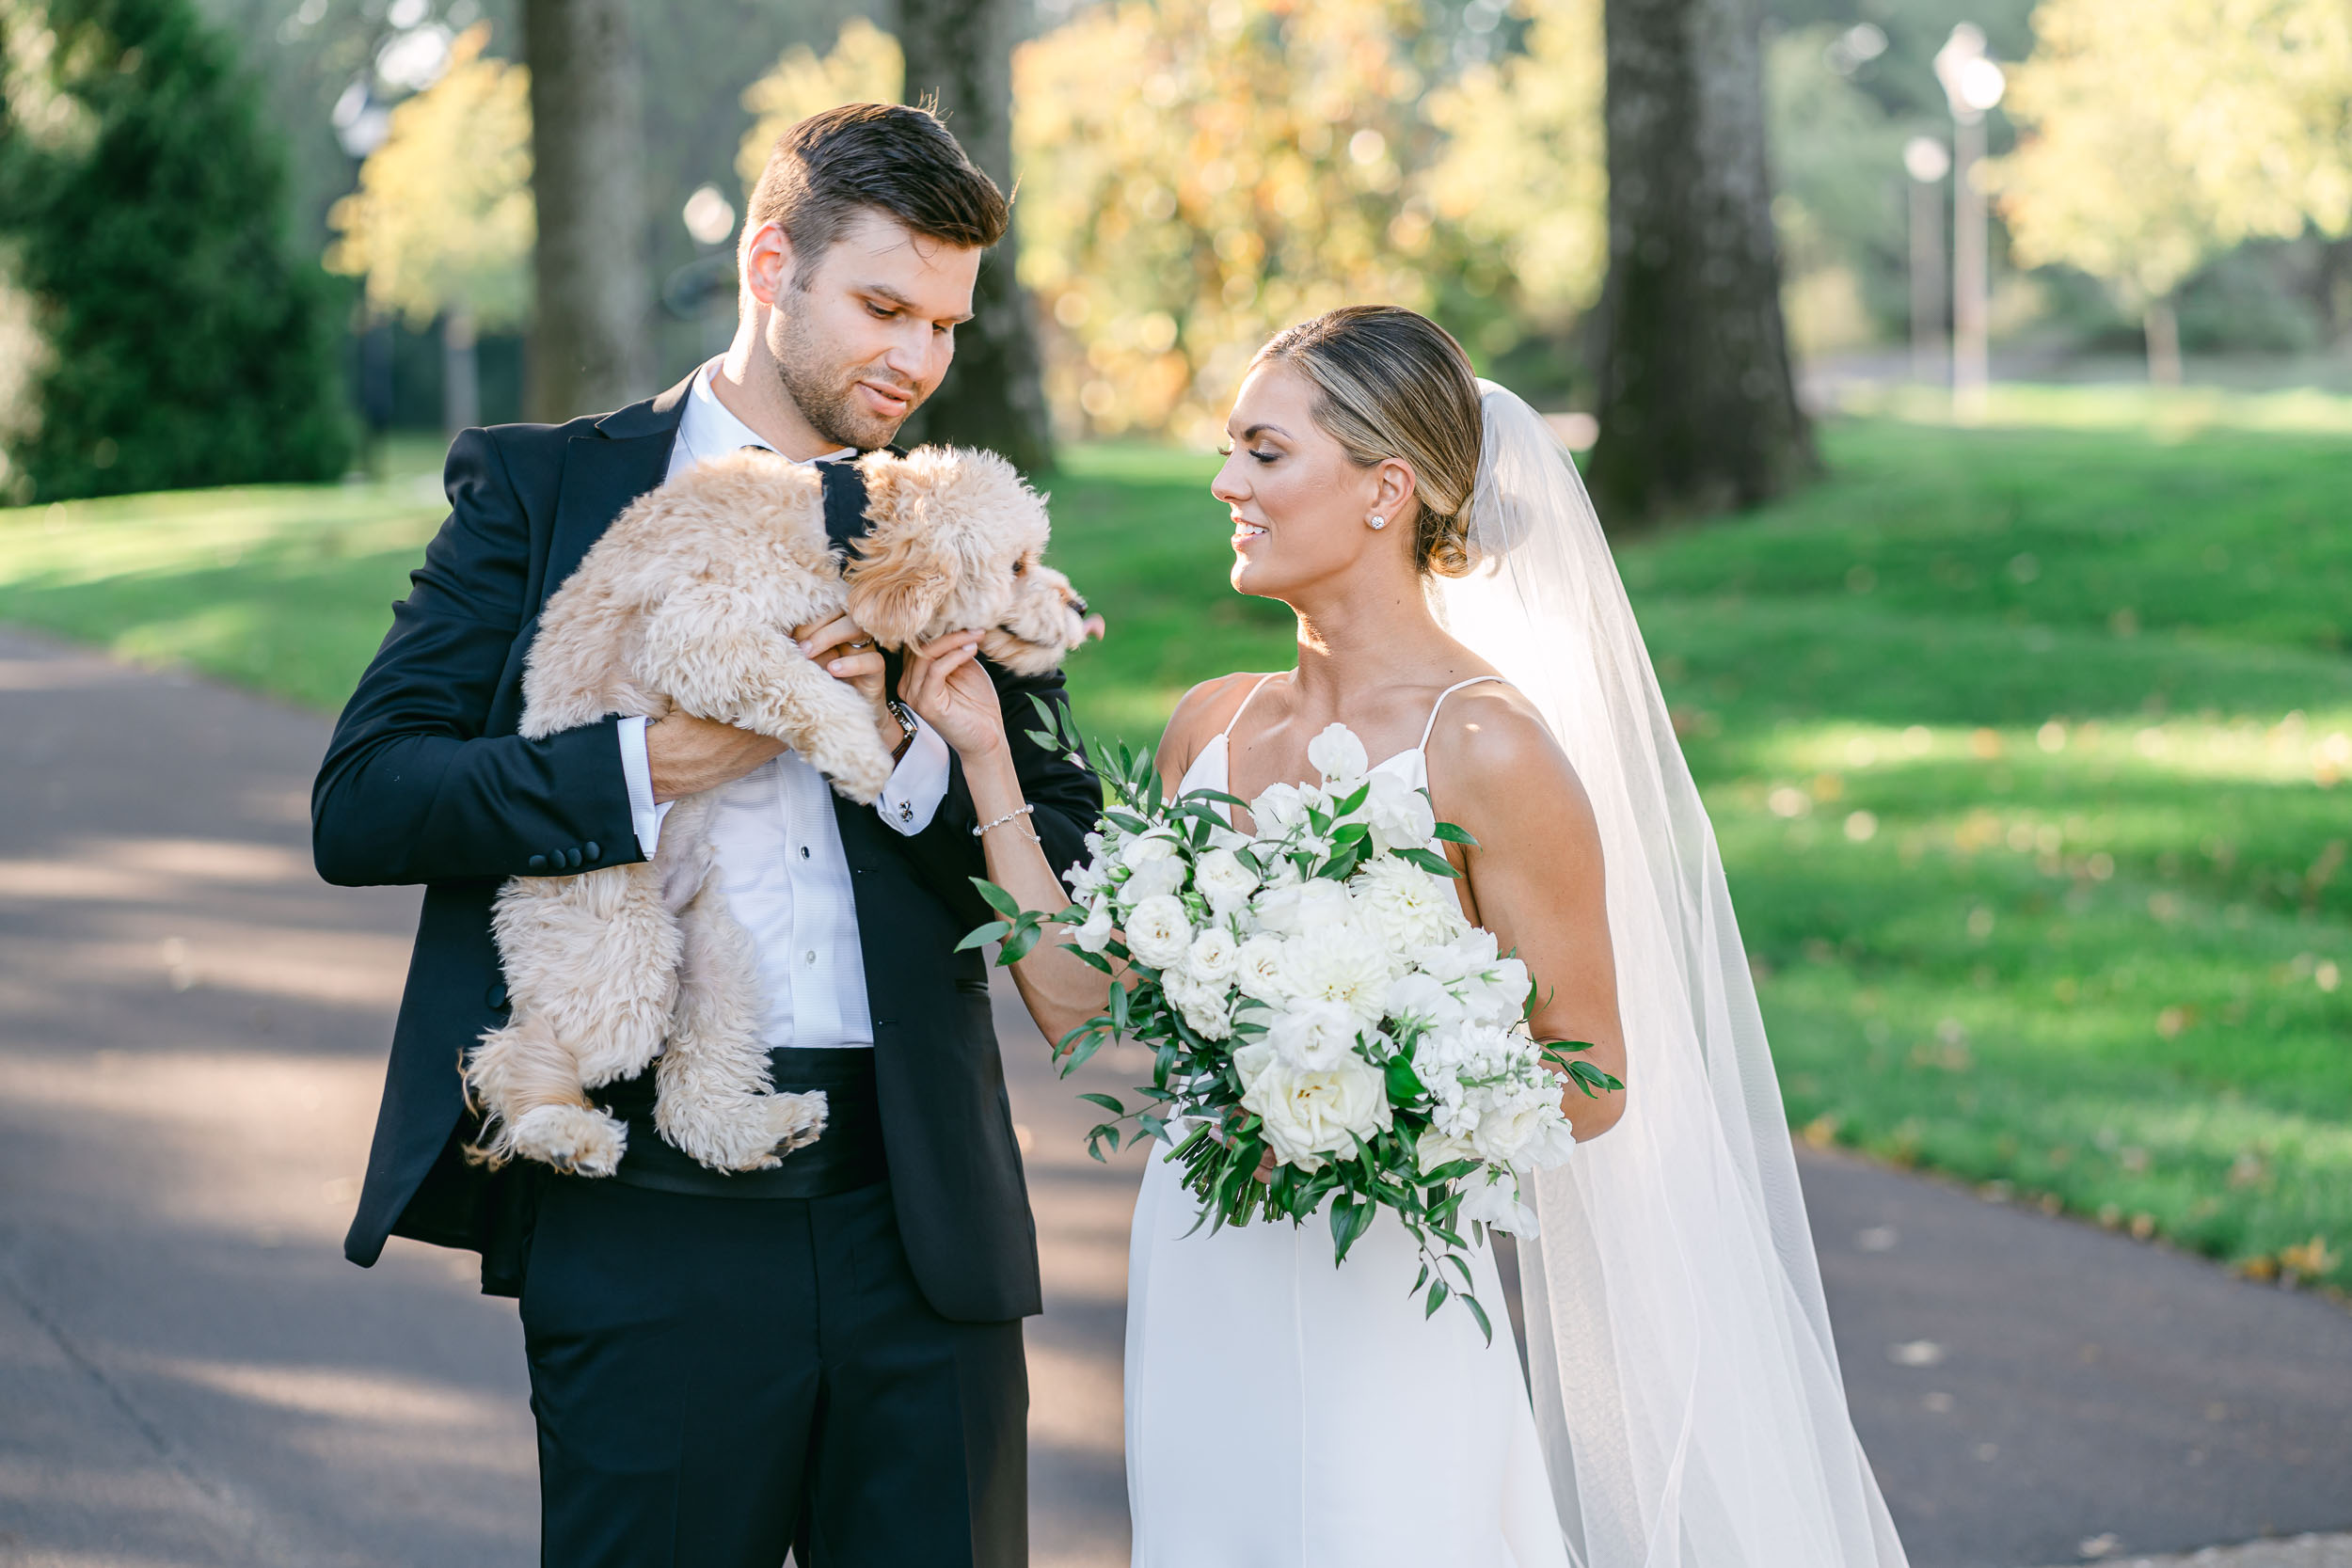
[{"x1": 1368, "y1": 515, "x2": 1388, "y2": 530}]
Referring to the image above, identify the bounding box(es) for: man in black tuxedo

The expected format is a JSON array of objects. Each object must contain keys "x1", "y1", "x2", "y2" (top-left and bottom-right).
[{"x1": 315, "y1": 103, "x2": 1099, "y2": 1567}]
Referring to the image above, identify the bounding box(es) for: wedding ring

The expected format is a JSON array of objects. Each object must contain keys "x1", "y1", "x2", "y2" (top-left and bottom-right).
[{"x1": 845, "y1": 639, "x2": 872, "y2": 650}]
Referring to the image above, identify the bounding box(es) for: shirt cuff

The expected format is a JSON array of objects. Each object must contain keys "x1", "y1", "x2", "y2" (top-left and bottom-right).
[
  {"x1": 877, "y1": 714, "x2": 951, "y2": 836},
  {"x1": 617, "y1": 715, "x2": 675, "y2": 857}
]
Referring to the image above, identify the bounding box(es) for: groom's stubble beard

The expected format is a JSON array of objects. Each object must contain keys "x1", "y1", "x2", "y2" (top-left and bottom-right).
[{"x1": 769, "y1": 291, "x2": 931, "y2": 452}]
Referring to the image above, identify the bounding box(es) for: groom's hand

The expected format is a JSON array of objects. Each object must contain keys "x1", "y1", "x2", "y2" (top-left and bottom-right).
[
  {"x1": 646, "y1": 713, "x2": 786, "y2": 802},
  {"x1": 796, "y1": 613, "x2": 903, "y2": 758}
]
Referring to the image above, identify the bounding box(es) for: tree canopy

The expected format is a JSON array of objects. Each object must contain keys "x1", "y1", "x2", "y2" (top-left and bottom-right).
[
  {"x1": 326, "y1": 24, "x2": 532, "y2": 335},
  {"x1": 0, "y1": 0, "x2": 352, "y2": 499},
  {"x1": 1990, "y1": 0, "x2": 2352, "y2": 309}
]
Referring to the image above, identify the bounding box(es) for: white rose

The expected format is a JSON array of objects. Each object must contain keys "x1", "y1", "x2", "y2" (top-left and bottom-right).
[
  {"x1": 1124, "y1": 895, "x2": 1193, "y2": 970},
  {"x1": 1471, "y1": 1095, "x2": 1553, "y2": 1165},
  {"x1": 1459, "y1": 1169, "x2": 1538, "y2": 1235},
  {"x1": 1279, "y1": 918, "x2": 1398, "y2": 1022},
  {"x1": 1194, "y1": 847, "x2": 1259, "y2": 913},
  {"x1": 1265, "y1": 999, "x2": 1364, "y2": 1070},
  {"x1": 1417, "y1": 1129, "x2": 1477, "y2": 1174},
  {"x1": 1241, "y1": 1050, "x2": 1391, "y2": 1170},
  {"x1": 1163, "y1": 968, "x2": 1233, "y2": 1040},
  {"x1": 1185, "y1": 924, "x2": 1240, "y2": 984},
  {"x1": 1072, "y1": 899, "x2": 1115, "y2": 954},
  {"x1": 1363, "y1": 770, "x2": 1438, "y2": 849},
  {"x1": 1119, "y1": 834, "x2": 1188, "y2": 904},
  {"x1": 1234, "y1": 934, "x2": 1290, "y2": 1002},
  {"x1": 1306, "y1": 722, "x2": 1370, "y2": 784}
]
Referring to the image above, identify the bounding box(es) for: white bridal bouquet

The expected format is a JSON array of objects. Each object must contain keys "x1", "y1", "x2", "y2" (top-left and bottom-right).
[{"x1": 967, "y1": 700, "x2": 1622, "y2": 1338}]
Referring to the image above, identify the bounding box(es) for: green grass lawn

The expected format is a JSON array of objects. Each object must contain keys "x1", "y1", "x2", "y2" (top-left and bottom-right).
[{"x1": 3, "y1": 404, "x2": 2346, "y2": 1288}]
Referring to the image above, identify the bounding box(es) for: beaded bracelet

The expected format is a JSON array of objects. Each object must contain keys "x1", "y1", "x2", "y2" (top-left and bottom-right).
[{"x1": 973, "y1": 803, "x2": 1037, "y2": 838}]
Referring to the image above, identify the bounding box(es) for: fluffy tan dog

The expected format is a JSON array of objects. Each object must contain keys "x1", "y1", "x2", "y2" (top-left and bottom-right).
[{"x1": 466, "y1": 445, "x2": 1089, "y2": 1179}]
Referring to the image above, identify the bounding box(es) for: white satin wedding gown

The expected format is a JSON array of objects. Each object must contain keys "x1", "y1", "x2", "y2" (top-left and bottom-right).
[{"x1": 1123, "y1": 675, "x2": 1568, "y2": 1568}]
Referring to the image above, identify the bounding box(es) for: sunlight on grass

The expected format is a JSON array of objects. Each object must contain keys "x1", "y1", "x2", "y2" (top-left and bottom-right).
[{"x1": 1835, "y1": 379, "x2": 2352, "y2": 439}]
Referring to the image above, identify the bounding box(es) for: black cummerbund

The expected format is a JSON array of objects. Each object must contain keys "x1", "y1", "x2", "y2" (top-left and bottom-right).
[{"x1": 590, "y1": 1046, "x2": 887, "y2": 1199}]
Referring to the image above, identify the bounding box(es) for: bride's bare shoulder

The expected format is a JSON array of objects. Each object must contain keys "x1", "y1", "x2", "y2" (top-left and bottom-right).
[
  {"x1": 1425, "y1": 682, "x2": 1596, "y2": 826},
  {"x1": 1154, "y1": 671, "x2": 1275, "y2": 781}
]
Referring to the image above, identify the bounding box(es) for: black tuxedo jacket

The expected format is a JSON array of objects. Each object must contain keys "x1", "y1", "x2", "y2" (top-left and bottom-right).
[{"x1": 315, "y1": 373, "x2": 1100, "y2": 1323}]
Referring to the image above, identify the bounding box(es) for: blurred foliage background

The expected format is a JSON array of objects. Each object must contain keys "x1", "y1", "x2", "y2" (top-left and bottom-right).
[{"x1": 7, "y1": 0, "x2": 2347, "y2": 486}]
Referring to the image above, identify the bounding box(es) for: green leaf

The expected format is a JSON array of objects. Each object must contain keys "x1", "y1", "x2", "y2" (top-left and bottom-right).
[
  {"x1": 1001, "y1": 923, "x2": 1044, "y2": 965},
  {"x1": 955, "y1": 920, "x2": 1010, "y2": 952},
  {"x1": 1078, "y1": 1092, "x2": 1126, "y2": 1115},
  {"x1": 1462, "y1": 1293, "x2": 1494, "y2": 1346},
  {"x1": 1395, "y1": 847, "x2": 1465, "y2": 879},
  {"x1": 971, "y1": 878, "x2": 1025, "y2": 919},
  {"x1": 1430, "y1": 821, "x2": 1479, "y2": 846},
  {"x1": 1061, "y1": 943, "x2": 1114, "y2": 974},
  {"x1": 1424, "y1": 1279, "x2": 1450, "y2": 1318},
  {"x1": 1384, "y1": 1053, "x2": 1426, "y2": 1101},
  {"x1": 1333, "y1": 782, "x2": 1370, "y2": 816}
]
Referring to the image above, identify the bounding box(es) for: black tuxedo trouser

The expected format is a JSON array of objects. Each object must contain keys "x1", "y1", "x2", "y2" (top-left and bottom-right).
[{"x1": 519, "y1": 1175, "x2": 1026, "y2": 1568}]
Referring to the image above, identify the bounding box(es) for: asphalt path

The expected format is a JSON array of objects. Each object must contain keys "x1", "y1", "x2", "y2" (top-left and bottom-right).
[{"x1": 2, "y1": 624, "x2": 2347, "y2": 1568}]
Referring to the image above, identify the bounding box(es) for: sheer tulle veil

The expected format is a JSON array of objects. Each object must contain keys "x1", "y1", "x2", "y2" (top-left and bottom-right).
[{"x1": 1437, "y1": 382, "x2": 1910, "y2": 1566}]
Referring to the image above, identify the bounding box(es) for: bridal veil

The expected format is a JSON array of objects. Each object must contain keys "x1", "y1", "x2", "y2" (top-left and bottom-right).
[{"x1": 1437, "y1": 383, "x2": 1910, "y2": 1567}]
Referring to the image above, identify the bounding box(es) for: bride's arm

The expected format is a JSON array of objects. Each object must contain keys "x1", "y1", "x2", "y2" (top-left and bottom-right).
[
  {"x1": 1429, "y1": 690, "x2": 1629, "y2": 1141},
  {"x1": 897, "y1": 631, "x2": 1114, "y2": 1046}
]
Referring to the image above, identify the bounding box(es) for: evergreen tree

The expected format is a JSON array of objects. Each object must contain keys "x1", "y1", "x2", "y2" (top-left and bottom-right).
[{"x1": 0, "y1": 0, "x2": 354, "y2": 500}]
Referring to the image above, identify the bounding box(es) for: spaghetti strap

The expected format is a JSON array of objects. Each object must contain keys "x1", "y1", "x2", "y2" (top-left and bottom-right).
[
  {"x1": 1417, "y1": 676, "x2": 1507, "y2": 752},
  {"x1": 1219, "y1": 673, "x2": 1279, "y2": 739}
]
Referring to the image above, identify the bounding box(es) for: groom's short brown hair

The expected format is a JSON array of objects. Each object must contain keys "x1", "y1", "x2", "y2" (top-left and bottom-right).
[{"x1": 745, "y1": 103, "x2": 1009, "y2": 284}]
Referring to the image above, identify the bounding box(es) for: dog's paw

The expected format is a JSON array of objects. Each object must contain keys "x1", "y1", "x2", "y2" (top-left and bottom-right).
[
  {"x1": 763, "y1": 1089, "x2": 829, "y2": 1157},
  {"x1": 818, "y1": 737, "x2": 896, "y2": 805},
  {"x1": 509, "y1": 1103, "x2": 628, "y2": 1178}
]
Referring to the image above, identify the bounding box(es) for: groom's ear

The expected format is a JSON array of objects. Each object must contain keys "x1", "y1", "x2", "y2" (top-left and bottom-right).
[{"x1": 741, "y1": 220, "x2": 793, "y2": 309}]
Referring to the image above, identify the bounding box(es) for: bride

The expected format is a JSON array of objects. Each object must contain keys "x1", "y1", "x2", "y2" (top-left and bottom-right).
[{"x1": 900, "y1": 306, "x2": 1910, "y2": 1566}]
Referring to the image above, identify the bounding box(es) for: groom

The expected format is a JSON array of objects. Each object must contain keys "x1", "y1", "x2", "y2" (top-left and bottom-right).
[{"x1": 316, "y1": 103, "x2": 1099, "y2": 1566}]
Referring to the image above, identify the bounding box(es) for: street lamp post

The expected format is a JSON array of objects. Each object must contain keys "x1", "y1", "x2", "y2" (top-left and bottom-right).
[
  {"x1": 1903, "y1": 135, "x2": 1951, "y2": 387},
  {"x1": 1933, "y1": 24, "x2": 2006, "y2": 424}
]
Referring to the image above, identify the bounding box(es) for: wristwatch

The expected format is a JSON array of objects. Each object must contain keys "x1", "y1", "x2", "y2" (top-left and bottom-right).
[{"x1": 886, "y1": 698, "x2": 919, "y2": 763}]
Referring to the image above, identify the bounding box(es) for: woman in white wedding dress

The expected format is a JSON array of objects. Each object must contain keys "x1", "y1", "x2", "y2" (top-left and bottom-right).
[{"x1": 902, "y1": 307, "x2": 1911, "y2": 1567}]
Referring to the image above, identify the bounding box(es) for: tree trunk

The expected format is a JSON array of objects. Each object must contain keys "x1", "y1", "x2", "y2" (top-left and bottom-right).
[
  {"x1": 895, "y1": 0, "x2": 1055, "y2": 474},
  {"x1": 1588, "y1": 0, "x2": 1815, "y2": 526},
  {"x1": 2143, "y1": 297, "x2": 2182, "y2": 388},
  {"x1": 523, "y1": 0, "x2": 653, "y2": 421},
  {"x1": 442, "y1": 307, "x2": 481, "y2": 436}
]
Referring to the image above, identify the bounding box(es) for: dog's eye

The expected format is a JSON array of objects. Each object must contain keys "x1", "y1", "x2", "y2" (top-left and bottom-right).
[{"x1": 1012, "y1": 558, "x2": 1028, "y2": 577}]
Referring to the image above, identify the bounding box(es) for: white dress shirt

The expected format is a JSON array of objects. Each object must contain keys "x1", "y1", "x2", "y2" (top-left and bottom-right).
[{"x1": 613, "y1": 361, "x2": 951, "y2": 1050}]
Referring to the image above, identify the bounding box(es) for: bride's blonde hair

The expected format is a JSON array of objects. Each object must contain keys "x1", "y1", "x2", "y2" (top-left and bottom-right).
[{"x1": 1250, "y1": 306, "x2": 1484, "y2": 577}]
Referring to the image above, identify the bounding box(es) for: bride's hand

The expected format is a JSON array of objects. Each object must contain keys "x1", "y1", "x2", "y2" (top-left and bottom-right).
[{"x1": 898, "y1": 629, "x2": 1006, "y2": 761}]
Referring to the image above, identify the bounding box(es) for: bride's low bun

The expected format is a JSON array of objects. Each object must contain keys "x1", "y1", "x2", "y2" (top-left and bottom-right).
[{"x1": 1250, "y1": 306, "x2": 1484, "y2": 578}]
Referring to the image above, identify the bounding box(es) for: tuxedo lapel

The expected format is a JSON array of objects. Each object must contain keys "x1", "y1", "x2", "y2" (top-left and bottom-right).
[{"x1": 538, "y1": 373, "x2": 695, "y2": 614}]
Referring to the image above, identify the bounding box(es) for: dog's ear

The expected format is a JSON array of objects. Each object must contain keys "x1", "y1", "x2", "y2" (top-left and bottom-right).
[{"x1": 843, "y1": 456, "x2": 955, "y2": 647}]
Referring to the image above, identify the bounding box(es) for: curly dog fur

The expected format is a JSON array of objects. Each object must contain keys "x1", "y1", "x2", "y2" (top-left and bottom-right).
[{"x1": 465, "y1": 445, "x2": 1087, "y2": 1178}]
